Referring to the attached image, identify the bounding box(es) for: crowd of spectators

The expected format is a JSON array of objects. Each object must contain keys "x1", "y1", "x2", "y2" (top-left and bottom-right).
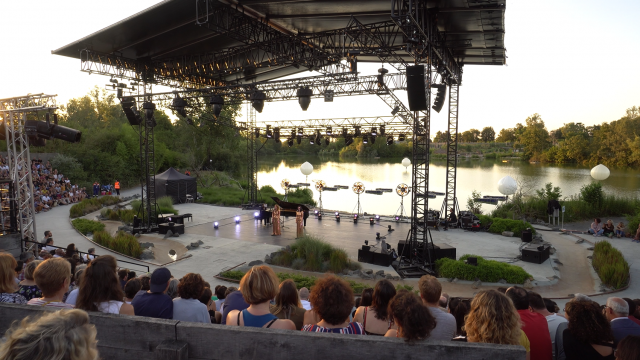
[{"x1": 1, "y1": 258, "x2": 640, "y2": 359}]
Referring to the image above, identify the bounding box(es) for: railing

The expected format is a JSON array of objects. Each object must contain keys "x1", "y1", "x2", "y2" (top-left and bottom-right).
[{"x1": 21, "y1": 239, "x2": 150, "y2": 273}]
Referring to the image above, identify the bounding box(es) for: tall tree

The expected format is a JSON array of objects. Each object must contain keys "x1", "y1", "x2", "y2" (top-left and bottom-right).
[
  {"x1": 496, "y1": 128, "x2": 516, "y2": 143},
  {"x1": 480, "y1": 127, "x2": 495, "y2": 142},
  {"x1": 519, "y1": 114, "x2": 551, "y2": 160}
]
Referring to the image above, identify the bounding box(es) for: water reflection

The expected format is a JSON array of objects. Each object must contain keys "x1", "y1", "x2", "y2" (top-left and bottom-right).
[{"x1": 257, "y1": 156, "x2": 640, "y2": 215}]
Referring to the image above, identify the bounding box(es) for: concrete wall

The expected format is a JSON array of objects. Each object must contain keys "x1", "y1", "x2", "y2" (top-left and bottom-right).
[{"x1": 0, "y1": 303, "x2": 525, "y2": 360}]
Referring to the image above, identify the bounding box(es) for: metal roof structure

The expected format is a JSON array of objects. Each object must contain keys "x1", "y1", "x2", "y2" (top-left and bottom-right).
[{"x1": 52, "y1": 0, "x2": 506, "y2": 86}]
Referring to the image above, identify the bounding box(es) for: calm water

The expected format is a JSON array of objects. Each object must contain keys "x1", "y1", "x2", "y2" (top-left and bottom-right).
[{"x1": 257, "y1": 156, "x2": 640, "y2": 215}]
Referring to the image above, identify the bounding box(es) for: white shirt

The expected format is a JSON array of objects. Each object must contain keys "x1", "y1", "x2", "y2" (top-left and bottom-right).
[
  {"x1": 300, "y1": 299, "x2": 312, "y2": 310},
  {"x1": 546, "y1": 313, "x2": 568, "y2": 357}
]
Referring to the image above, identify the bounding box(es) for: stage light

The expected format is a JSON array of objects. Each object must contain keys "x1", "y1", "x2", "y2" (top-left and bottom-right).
[
  {"x1": 398, "y1": 133, "x2": 406, "y2": 141},
  {"x1": 348, "y1": 56, "x2": 357, "y2": 73},
  {"x1": 386, "y1": 136, "x2": 394, "y2": 146},
  {"x1": 309, "y1": 137, "x2": 315, "y2": 145},
  {"x1": 251, "y1": 91, "x2": 266, "y2": 113},
  {"x1": 314, "y1": 210, "x2": 319, "y2": 216},
  {"x1": 297, "y1": 136, "x2": 302, "y2": 145},
  {"x1": 388, "y1": 225, "x2": 394, "y2": 231},
  {"x1": 254, "y1": 211, "x2": 260, "y2": 219},
  {"x1": 395, "y1": 216, "x2": 400, "y2": 222},
  {"x1": 363, "y1": 135, "x2": 368, "y2": 144},
  {"x1": 120, "y1": 97, "x2": 141, "y2": 125},
  {"x1": 365, "y1": 240, "x2": 368, "y2": 246},
  {"x1": 371, "y1": 127, "x2": 377, "y2": 136},
  {"x1": 297, "y1": 87, "x2": 313, "y2": 111},
  {"x1": 391, "y1": 106, "x2": 400, "y2": 115},
  {"x1": 274, "y1": 127, "x2": 280, "y2": 141},
  {"x1": 318, "y1": 213, "x2": 322, "y2": 220},
  {"x1": 432, "y1": 84, "x2": 447, "y2": 113},
  {"x1": 336, "y1": 213, "x2": 340, "y2": 222},
  {"x1": 254, "y1": 127, "x2": 260, "y2": 138},
  {"x1": 297, "y1": 127, "x2": 304, "y2": 136},
  {"x1": 376, "y1": 232, "x2": 381, "y2": 240},
  {"x1": 142, "y1": 101, "x2": 155, "y2": 120},
  {"x1": 171, "y1": 94, "x2": 188, "y2": 118},
  {"x1": 210, "y1": 95, "x2": 224, "y2": 117},
  {"x1": 354, "y1": 126, "x2": 361, "y2": 137},
  {"x1": 235, "y1": 216, "x2": 241, "y2": 224},
  {"x1": 25, "y1": 120, "x2": 82, "y2": 145},
  {"x1": 375, "y1": 215, "x2": 380, "y2": 220},
  {"x1": 379, "y1": 125, "x2": 385, "y2": 136},
  {"x1": 353, "y1": 214, "x2": 358, "y2": 223},
  {"x1": 345, "y1": 135, "x2": 354, "y2": 146},
  {"x1": 326, "y1": 126, "x2": 332, "y2": 135},
  {"x1": 370, "y1": 217, "x2": 374, "y2": 225},
  {"x1": 266, "y1": 125, "x2": 273, "y2": 139},
  {"x1": 287, "y1": 138, "x2": 294, "y2": 147},
  {"x1": 342, "y1": 127, "x2": 348, "y2": 137},
  {"x1": 324, "y1": 138, "x2": 329, "y2": 146},
  {"x1": 213, "y1": 222, "x2": 219, "y2": 229},
  {"x1": 370, "y1": 134, "x2": 376, "y2": 144},
  {"x1": 315, "y1": 131, "x2": 321, "y2": 146},
  {"x1": 324, "y1": 90, "x2": 334, "y2": 102}
]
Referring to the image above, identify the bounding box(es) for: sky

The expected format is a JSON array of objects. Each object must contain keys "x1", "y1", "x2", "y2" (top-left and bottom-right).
[{"x1": 1, "y1": 0, "x2": 639, "y2": 135}]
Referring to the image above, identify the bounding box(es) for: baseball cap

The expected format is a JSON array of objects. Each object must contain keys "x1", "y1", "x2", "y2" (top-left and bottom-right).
[{"x1": 149, "y1": 267, "x2": 172, "y2": 293}]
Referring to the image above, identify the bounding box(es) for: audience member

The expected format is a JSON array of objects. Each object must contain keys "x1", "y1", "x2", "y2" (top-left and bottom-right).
[
  {"x1": 38, "y1": 250, "x2": 52, "y2": 261},
  {"x1": 84, "y1": 248, "x2": 96, "y2": 263},
  {"x1": 270, "y1": 279, "x2": 306, "y2": 330},
  {"x1": 615, "y1": 222, "x2": 625, "y2": 238},
  {"x1": 198, "y1": 287, "x2": 218, "y2": 323},
  {"x1": 604, "y1": 297, "x2": 640, "y2": 344},
  {"x1": 117, "y1": 269, "x2": 129, "y2": 289},
  {"x1": 602, "y1": 220, "x2": 614, "y2": 238},
  {"x1": 353, "y1": 279, "x2": 397, "y2": 336},
  {"x1": 562, "y1": 300, "x2": 614, "y2": 360},
  {"x1": 0, "y1": 309, "x2": 98, "y2": 360},
  {"x1": 439, "y1": 292, "x2": 450, "y2": 309},
  {"x1": 226, "y1": 266, "x2": 294, "y2": 329},
  {"x1": 587, "y1": 218, "x2": 604, "y2": 237},
  {"x1": 131, "y1": 267, "x2": 173, "y2": 319},
  {"x1": 448, "y1": 297, "x2": 471, "y2": 337},
  {"x1": 615, "y1": 335, "x2": 640, "y2": 360},
  {"x1": 544, "y1": 298, "x2": 560, "y2": 314},
  {"x1": 173, "y1": 273, "x2": 210, "y2": 323},
  {"x1": 167, "y1": 278, "x2": 179, "y2": 299},
  {"x1": 27, "y1": 258, "x2": 74, "y2": 309},
  {"x1": 42, "y1": 238, "x2": 56, "y2": 252},
  {"x1": 529, "y1": 291, "x2": 567, "y2": 360},
  {"x1": 360, "y1": 288, "x2": 373, "y2": 307},
  {"x1": 418, "y1": 275, "x2": 456, "y2": 340},
  {"x1": 465, "y1": 290, "x2": 531, "y2": 359},
  {"x1": 221, "y1": 286, "x2": 245, "y2": 324},
  {"x1": 124, "y1": 278, "x2": 142, "y2": 304},
  {"x1": 53, "y1": 249, "x2": 65, "y2": 258},
  {"x1": 0, "y1": 253, "x2": 27, "y2": 304},
  {"x1": 16, "y1": 252, "x2": 34, "y2": 281},
  {"x1": 214, "y1": 285, "x2": 227, "y2": 311},
  {"x1": 65, "y1": 243, "x2": 78, "y2": 258},
  {"x1": 301, "y1": 274, "x2": 362, "y2": 334},
  {"x1": 17, "y1": 260, "x2": 42, "y2": 301},
  {"x1": 76, "y1": 255, "x2": 134, "y2": 316},
  {"x1": 623, "y1": 298, "x2": 640, "y2": 326},
  {"x1": 135, "y1": 275, "x2": 151, "y2": 298},
  {"x1": 506, "y1": 286, "x2": 552, "y2": 360},
  {"x1": 64, "y1": 268, "x2": 84, "y2": 306},
  {"x1": 385, "y1": 290, "x2": 436, "y2": 342},
  {"x1": 299, "y1": 287, "x2": 311, "y2": 310}
]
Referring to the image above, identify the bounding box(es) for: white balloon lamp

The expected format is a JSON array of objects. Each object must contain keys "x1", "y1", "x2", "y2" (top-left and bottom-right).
[
  {"x1": 401, "y1": 157, "x2": 411, "y2": 171},
  {"x1": 300, "y1": 161, "x2": 313, "y2": 183},
  {"x1": 497, "y1": 176, "x2": 518, "y2": 196},
  {"x1": 590, "y1": 164, "x2": 610, "y2": 181}
]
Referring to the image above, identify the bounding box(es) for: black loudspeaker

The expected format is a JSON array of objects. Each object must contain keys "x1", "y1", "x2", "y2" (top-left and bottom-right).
[
  {"x1": 406, "y1": 65, "x2": 428, "y2": 111},
  {"x1": 521, "y1": 229, "x2": 533, "y2": 243},
  {"x1": 358, "y1": 249, "x2": 374, "y2": 263},
  {"x1": 521, "y1": 244, "x2": 550, "y2": 264}
]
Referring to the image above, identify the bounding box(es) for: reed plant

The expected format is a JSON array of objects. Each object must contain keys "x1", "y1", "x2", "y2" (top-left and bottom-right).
[
  {"x1": 69, "y1": 196, "x2": 122, "y2": 218},
  {"x1": 436, "y1": 255, "x2": 531, "y2": 284},
  {"x1": 91, "y1": 230, "x2": 142, "y2": 258},
  {"x1": 592, "y1": 240, "x2": 629, "y2": 289},
  {"x1": 71, "y1": 219, "x2": 105, "y2": 235},
  {"x1": 131, "y1": 196, "x2": 178, "y2": 215},
  {"x1": 271, "y1": 235, "x2": 359, "y2": 273}
]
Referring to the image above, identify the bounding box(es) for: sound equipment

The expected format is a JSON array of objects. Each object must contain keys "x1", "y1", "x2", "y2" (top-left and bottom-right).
[
  {"x1": 396, "y1": 241, "x2": 456, "y2": 261},
  {"x1": 521, "y1": 244, "x2": 550, "y2": 264},
  {"x1": 357, "y1": 249, "x2": 394, "y2": 266},
  {"x1": 406, "y1": 65, "x2": 428, "y2": 111},
  {"x1": 357, "y1": 249, "x2": 374, "y2": 263},
  {"x1": 521, "y1": 229, "x2": 533, "y2": 242},
  {"x1": 361, "y1": 245, "x2": 371, "y2": 252},
  {"x1": 466, "y1": 257, "x2": 478, "y2": 266}
]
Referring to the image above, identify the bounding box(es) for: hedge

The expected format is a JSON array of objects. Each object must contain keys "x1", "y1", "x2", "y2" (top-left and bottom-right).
[
  {"x1": 436, "y1": 255, "x2": 532, "y2": 284},
  {"x1": 92, "y1": 230, "x2": 142, "y2": 258},
  {"x1": 592, "y1": 241, "x2": 629, "y2": 289},
  {"x1": 71, "y1": 218, "x2": 106, "y2": 235},
  {"x1": 69, "y1": 196, "x2": 121, "y2": 218},
  {"x1": 487, "y1": 218, "x2": 536, "y2": 237},
  {"x1": 219, "y1": 270, "x2": 369, "y2": 294}
]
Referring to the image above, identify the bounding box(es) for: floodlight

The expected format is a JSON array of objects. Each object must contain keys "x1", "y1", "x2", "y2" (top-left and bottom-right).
[
  {"x1": 235, "y1": 216, "x2": 241, "y2": 224},
  {"x1": 210, "y1": 95, "x2": 224, "y2": 117},
  {"x1": 371, "y1": 127, "x2": 378, "y2": 136},
  {"x1": 297, "y1": 87, "x2": 313, "y2": 111},
  {"x1": 432, "y1": 84, "x2": 447, "y2": 113},
  {"x1": 375, "y1": 215, "x2": 380, "y2": 220},
  {"x1": 354, "y1": 126, "x2": 361, "y2": 137},
  {"x1": 254, "y1": 127, "x2": 260, "y2": 138},
  {"x1": 287, "y1": 138, "x2": 294, "y2": 147},
  {"x1": 25, "y1": 120, "x2": 81, "y2": 145},
  {"x1": 370, "y1": 135, "x2": 376, "y2": 144},
  {"x1": 326, "y1": 126, "x2": 332, "y2": 135},
  {"x1": 391, "y1": 106, "x2": 400, "y2": 115},
  {"x1": 353, "y1": 214, "x2": 358, "y2": 223},
  {"x1": 296, "y1": 136, "x2": 302, "y2": 145},
  {"x1": 335, "y1": 212, "x2": 340, "y2": 222},
  {"x1": 370, "y1": 217, "x2": 374, "y2": 225},
  {"x1": 213, "y1": 221, "x2": 219, "y2": 229},
  {"x1": 324, "y1": 138, "x2": 329, "y2": 146},
  {"x1": 142, "y1": 101, "x2": 155, "y2": 120},
  {"x1": 120, "y1": 97, "x2": 141, "y2": 126},
  {"x1": 398, "y1": 133, "x2": 406, "y2": 141},
  {"x1": 254, "y1": 211, "x2": 260, "y2": 218},
  {"x1": 297, "y1": 127, "x2": 304, "y2": 136},
  {"x1": 171, "y1": 94, "x2": 188, "y2": 117},
  {"x1": 251, "y1": 91, "x2": 266, "y2": 113},
  {"x1": 379, "y1": 125, "x2": 385, "y2": 136},
  {"x1": 345, "y1": 135, "x2": 354, "y2": 146},
  {"x1": 274, "y1": 127, "x2": 280, "y2": 141},
  {"x1": 266, "y1": 125, "x2": 273, "y2": 139},
  {"x1": 386, "y1": 136, "x2": 394, "y2": 146},
  {"x1": 363, "y1": 135, "x2": 368, "y2": 144}
]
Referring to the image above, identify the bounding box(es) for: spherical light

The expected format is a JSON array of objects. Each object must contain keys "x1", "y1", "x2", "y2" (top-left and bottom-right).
[
  {"x1": 590, "y1": 164, "x2": 610, "y2": 181},
  {"x1": 401, "y1": 157, "x2": 411, "y2": 168},
  {"x1": 300, "y1": 162, "x2": 314, "y2": 176},
  {"x1": 497, "y1": 176, "x2": 518, "y2": 196}
]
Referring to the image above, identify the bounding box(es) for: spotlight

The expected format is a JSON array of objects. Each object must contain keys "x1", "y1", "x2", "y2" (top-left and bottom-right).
[
  {"x1": 376, "y1": 232, "x2": 381, "y2": 240},
  {"x1": 213, "y1": 221, "x2": 219, "y2": 229},
  {"x1": 297, "y1": 136, "x2": 302, "y2": 145},
  {"x1": 314, "y1": 210, "x2": 319, "y2": 216},
  {"x1": 395, "y1": 216, "x2": 400, "y2": 222},
  {"x1": 315, "y1": 131, "x2": 321, "y2": 146},
  {"x1": 391, "y1": 106, "x2": 400, "y2": 115},
  {"x1": 375, "y1": 215, "x2": 380, "y2": 220},
  {"x1": 335, "y1": 211, "x2": 340, "y2": 222},
  {"x1": 25, "y1": 120, "x2": 82, "y2": 145},
  {"x1": 142, "y1": 101, "x2": 155, "y2": 120},
  {"x1": 251, "y1": 91, "x2": 266, "y2": 113},
  {"x1": 345, "y1": 135, "x2": 354, "y2": 146},
  {"x1": 274, "y1": 127, "x2": 280, "y2": 141},
  {"x1": 235, "y1": 216, "x2": 241, "y2": 224},
  {"x1": 354, "y1": 126, "x2": 361, "y2": 137},
  {"x1": 120, "y1": 97, "x2": 141, "y2": 125},
  {"x1": 379, "y1": 125, "x2": 385, "y2": 136},
  {"x1": 386, "y1": 136, "x2": 394, "y2": 146},
  {"x1": 432, "y1": 84, "x2": 447, "y2": 113},
  {"x1": 371, "y1": 127, "x2": 378, "y2": 136},
  {"x1": 326, "y1": 126, "x2": 332, "y2": 136},
  {"x1": 287, "y1": 138, "x2": 294, "y2": 147},
  {"x1": 297, "y1": 127, "x2": 304, "y2": 136},
  {"x1": 324, "y1": 90, "x2": 334, "y2": 102},
  {"x1": 171, "y1": 94, "x2": 188, "y2": 117},
  {"x1": 254, "y1": 127, "x2": 260, "y2": 138},
  {"x1": 370, "y1": 134, "x2": 376, "y2": 144},
  {"x1": 254, "y1": 211, "x2": 260, "y2": 219},
  {"x1": 309, "y1": 137, "x2": 315, "y2": 145},
  {"x1": 210, "y1": 95, "x2": 224, "y2": 117},
  {"x1": 318, "y1": 213, "x2": 322, "y2": 220},
  {"x1": 297, "y1": 87, "x2": 313, "y2": 111},
  {"x1": 398, "y1": 133, "x2": 406, "y2": 141},
  {"x1": 341, "y1": 127, "x2": 348, "y2": 137},
  {"x1": 324, "y1": 138, "x2": 329, "y2": 146},
  {"x1": 370, "y1": 217, "x2": 374, "y2": 225},
  {"x1": 266, "y1": 125, "x2": 273, "y2": 139},
  {"x1": 388, "y1": 225, "x2": 394, "y2": 232},
  {"x1": 353, "y1": 214, "x2": 359, "y2": 223},
  {"x1": 363, "y1": 135, "x2": 368, "y2": 144}
]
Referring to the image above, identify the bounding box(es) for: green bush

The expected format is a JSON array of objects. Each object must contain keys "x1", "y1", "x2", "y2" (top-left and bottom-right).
[
  {"x1": 131, "y1": 197, "x2": 178, "y2": 216},
  {"x1": 69, "y1": 196, "x2": 122, "y2": 218},
  {"x1": 436, "y1": 255, "x2": 532, "y2": 284},
  {"x1": 592, "y1": 241, "x2": 629, "y2": 289},
  {"x1": 488, "y1": 218, "x2": 535, "y2": 237},
  {"x1": 218, "y1": 270, "x2": 369, "y2": 293},
  {"x1": 71, "y1": 219, "x2": 105, "y2": 235},
  {"x1": 581, "y1": 182, "x2": 604, "y2": 206},
  {"x1": 477, "y1": 214, "x2": 494, "y2": 227},
  {"x1": 91, "y1": 230, "x2": 142, "y2": 258}
]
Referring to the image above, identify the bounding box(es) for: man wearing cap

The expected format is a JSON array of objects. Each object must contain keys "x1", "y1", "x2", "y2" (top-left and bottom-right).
[{"x1": 131, "y1": 267, "x2": 173, "y2": 319}]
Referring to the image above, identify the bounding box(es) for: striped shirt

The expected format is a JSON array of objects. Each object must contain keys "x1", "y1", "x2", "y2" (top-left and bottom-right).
[
  {"x1": 27, "y1": 298, "x2": 75, "y2": 309},
  {"x1": 301, "y1": 322, "x2": 365, "y2": 334}
]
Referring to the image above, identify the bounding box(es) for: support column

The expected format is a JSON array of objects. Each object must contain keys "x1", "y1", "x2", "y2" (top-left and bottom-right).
[{"x1": 441, "y1": 84, "x2": 460, "y2": 218}]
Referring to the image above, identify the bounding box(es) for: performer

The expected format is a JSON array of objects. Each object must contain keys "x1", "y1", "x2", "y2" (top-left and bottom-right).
[
  {"x1": 272, "y1": 204, "x2": 281, "y2": 236},
  {"x1": 296, "y1": 206, "x2": 304, "y2": 238}
]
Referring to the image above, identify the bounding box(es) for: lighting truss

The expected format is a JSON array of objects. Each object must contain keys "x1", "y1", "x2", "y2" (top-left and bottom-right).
[{"x1": 259, "y1": 117, "x2": 411, "y2": 137}]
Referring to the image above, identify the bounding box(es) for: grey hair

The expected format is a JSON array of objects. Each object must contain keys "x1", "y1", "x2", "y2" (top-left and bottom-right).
[
  {"x1": 166, "y1": 278, "x2": 179, "y2": 299},
  {"x1": 607, "y1": 297, "x2": 629, "y2": 316},
  {"x1": 573, "y1": 293, "x2": 592, "y2": 302}
]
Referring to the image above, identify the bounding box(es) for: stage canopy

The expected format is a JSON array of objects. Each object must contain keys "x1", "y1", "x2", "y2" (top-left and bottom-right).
[{"x1": 155, "y1": 167, "x2": 197, "y2": 204}]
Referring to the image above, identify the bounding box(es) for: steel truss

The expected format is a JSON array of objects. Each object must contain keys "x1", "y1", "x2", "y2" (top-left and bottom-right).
[
  {"x1": 258, "y1": 116, "x2": 411, "y2": 136},
  {"x1": 244, "y1": 103, "x2": 258, "y2": 206},
  {"x1": 0, "y1": 94, "x2": 57, "y2": 243},
  {"x1": 441, "y1": 84, "x2": 460, "y2": 219}
]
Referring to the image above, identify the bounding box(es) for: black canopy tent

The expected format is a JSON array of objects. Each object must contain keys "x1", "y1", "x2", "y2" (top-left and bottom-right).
[{"x1": 155, "y1": 167, "x2": 197, "y2": 203}]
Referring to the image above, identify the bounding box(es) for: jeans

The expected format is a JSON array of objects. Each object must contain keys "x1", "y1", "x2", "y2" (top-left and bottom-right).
[
  {"x1": 588, "y1": 229, "x2": 604, "y2": 235},
  {"x1": 616, "y1": 230, "x2": 625, "y2": 237}
]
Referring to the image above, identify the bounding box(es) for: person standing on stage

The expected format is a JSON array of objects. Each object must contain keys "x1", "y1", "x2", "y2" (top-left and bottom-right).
[
  {"x1": 272, "y1": 205, "x2": 281, "y2": 236},
  {"x1": 296, "y1": 206, "x2": 304, "y2": 238},
  {"x1": 114, "y1": 180, "x2": 120, "y2": 196}
]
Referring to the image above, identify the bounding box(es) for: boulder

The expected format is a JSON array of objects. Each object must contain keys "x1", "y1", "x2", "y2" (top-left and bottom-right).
[
  {"x1": 163, "y1": 230, "x2": 173, "y2": 239},
  {"x1": 502, "y1": 231, "x2": 514, "y2": 237},
  {"x1": 363, "y1": 269, "x2": 374, "y2": 275},
  {"x1": 264, "y1": 255, "x2": 272, "y2": 264},
  {"x1": 384, "y1": 274, "x2": 393, "y2": 280},
  {"x1": 391, "y1": 276, "x2": 401, "y2": 281},
  {"x1": 497, "y1": 279, "x2": 508, "y2": 284},
  {"x1": 533, "y1": 234, "x2": 543, "y2": 240},
  {"x1": 549, "y1": 247, "x2": 556, "y2": 254},
  {"x1": 185, "y1": 245, "x2": 192, "y2": 250},
  {"x1": 197, "y1": 240, "x2": 204, "y2": 245},
  {"x1": 172, "y1": 232, "x2": 179, "y2": 237},
  {"x1": 190, "y1": 242, "x2": 200, "y2": 248},
  {"x1": 86, "y1": 232, "x2": 93, "y2": 237},
  {"x1": 134, "y1": 233, "x2": 141, "y2": 238},
  {"x1": 452, "y1": 278, "x2": 459, "y2": 283},
  {"x1": 523, "y1": 279, "x2": 534, "y2": 289},
  {"x1": 471, "y1": 280, "x2": 482, "y2": 289},
  {"x1": 140, "y1": 249, "x2": 155, "y2": 260},
  {"x1": 575, "y1": 239, "x2": 585, "y2": 244},
  {"x1": 248, "y1": 260, "x2": 263, "y2": 266},
  {"x1": 139, "y1": 242, "x2": 154, "y2": 249},
  {"x1": 375, "y1": 270, "x2": 385, "y2": 276},
  {"x1": 360, "y1": 273, "x2": 374, "y2": 280}
]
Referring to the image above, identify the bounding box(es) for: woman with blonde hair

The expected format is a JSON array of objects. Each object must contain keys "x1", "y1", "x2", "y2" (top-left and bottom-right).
[
  {"x1": 270, "y1": 279, "x2": 306, "y2": 329},
  {"x1": 226, "y1": 265, "x2": 295, "y2": 330},
  {"x1": 0, "y1": 253, "x2": 26, "y2": 304},
  {"x1": 17, "y1": 260, "x2": 42, "y2": 301},
  {"x1": 0, "y1": 309, "x2": 99, "y2": 360},
  {"x1": 465, "y1": 289, "x2": 530, "y2": 360}
]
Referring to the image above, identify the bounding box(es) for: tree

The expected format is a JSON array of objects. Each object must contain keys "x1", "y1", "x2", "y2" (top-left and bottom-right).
[
  {"x1": 481, "y1": 127, "x2": 495, "y2": 142},
  {"x1": 535, "y1": 182, "x2": 562, "y2": 201},
  {"x1": 433, "y1": 131, "x2": 448, "y2": 143},
  {"x1": 461, "y1": 129, "x2": 480, "y2": 142},
  {"x1": 496, "y1": 128, "x2": 516, "y2": 143},
  {"x1": 466, "y1": 190, "x2": 482, "y2": 214},
  {"x1": 519, "y1": 114, "x2": 551, "y2": 160}
]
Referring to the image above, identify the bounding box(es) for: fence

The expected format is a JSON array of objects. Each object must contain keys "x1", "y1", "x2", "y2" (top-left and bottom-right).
[{"x1": 0, "y1": 303, "x2": 525, "y2": 360}]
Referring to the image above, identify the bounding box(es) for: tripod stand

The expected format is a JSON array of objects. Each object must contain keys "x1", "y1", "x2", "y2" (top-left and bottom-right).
[{"x1": 395, "y1": 196, "x2": 407, "y2": 222}]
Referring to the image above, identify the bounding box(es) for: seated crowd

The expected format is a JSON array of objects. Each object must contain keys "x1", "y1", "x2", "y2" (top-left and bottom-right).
[
  {"x1": 1, "y1": 254, "x2": 640, "y2": 360},
  {"x1": 587, "y1": 217, "x2": 640, "y2": 242}
]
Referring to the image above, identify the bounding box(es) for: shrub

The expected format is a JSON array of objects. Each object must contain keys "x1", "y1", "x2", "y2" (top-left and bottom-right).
[
  {"x1": 131, "y1": 197, "x2": 178, "y2": 216},
  {"x1": 117, "y1": 209, "x2": 136, "y2": 224},
  {"x1": 69, "y1": 196, "x2": 122, "y2": 218},
  {"x1": 477, "y1": 214, "x2": 494, "y2": 227},
  {"x1": 436, "y1": 255, "x2": 531, "y2": 284},
  {"x1": 488, "y1": 218, "x2": 535, "y2": 237},
  {"x1": 581, "y1": 182, "x2": 604, "y2": 206},
  {"x1": 71, "y1": 219, "x2": 105, "y2": 235},
  {"x1": 91, "y1": 230, "x2": 142, "y2": 258},
  {"x1": 592, "y1": 241, "x2": 629, "y2": 289}
]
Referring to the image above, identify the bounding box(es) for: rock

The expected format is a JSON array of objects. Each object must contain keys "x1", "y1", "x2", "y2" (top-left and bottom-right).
[
  {"x1": 553, "y1": 259, "x2": 563, "y2": 265},
  {"x1": 264, "y1": 255, "x2": 272, "y2": 264},
  {"x1": 498, "y1": 279, "x2": 507, "y2": 284},
  {"x1": 342, "y1": 269, "x2": 350, "y2": 275},
  {"x1": 164, "y1": 230, "x2": 173, "y2": 239},
  {"x1": 139, "y1": 242, "x2": 154, "y2": 249},
  {"x1": 197, "y1": 240, "x2": 204, "y2": 245},
  {"x1": 472, "y1": 280, "x2": 482, "y2": 289},
  {"x1": 452, "y1": 278, "x2": 459, "y2": 283},
  {"x1": 533, "y1": 234, "x2": 543, "y2": 240},
  {"x1": 363, "y1": 269, "x2": 374, "y2": 275},
  {"x1": 360, "y1": 273, "x2": 374, "y2": 280},
  {"x1": 587, "y1": 247, "x2": 594, "y2": 251},
  {"x1": 86, "y1": 232, "x2": 93, "y2": 237},
  {"x1": 385, "y1": 274, "x2": 393, "y2": 280},
  {"x1": 140, "y1": 249, "x2": 154, "y2": 260},
  {"x1": 248, "y1": 260, "x2": 263, "y2": 266},
  {"x1": 502, "y1": 231, "x2": 514, "y2": 237},
  {"x1": 552, "y1": 266, "x2": 559, "y2": 271},
  {"x1": 126, "y1": 231, "x2": 133, "y2": 236},
  {"x1": 190, "y1": 242, "x2": 200, "y2": 248},
  {"x1": 134, "y1": 233, "x2": 141, "y2": 238},
  {"x1": 523, "y1": 279, "x2": 533, "y2": 289},
  {"x1": 375, "y1": 270, "x2": 385, "y2": 276},
  {"x1": 391, "y1": 276, "x2": 400, "y2": 281},
  {"x1": 549, "y1": 247, "x2": 556, "y2": 254},
  {"x1": 587, "y1": 255, "x2": 593, "y2": 259},
  {"x1": 576, "y1": 239, "x2": 585, "y2": 244},
  {"x1": 185, "y1": 245, "x2": 192, "y2": 250}
]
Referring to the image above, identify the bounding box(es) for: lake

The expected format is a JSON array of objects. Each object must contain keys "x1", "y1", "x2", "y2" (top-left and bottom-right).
[{"x1": 257, "y1": 156, "x2": 640, "y2": 215}]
